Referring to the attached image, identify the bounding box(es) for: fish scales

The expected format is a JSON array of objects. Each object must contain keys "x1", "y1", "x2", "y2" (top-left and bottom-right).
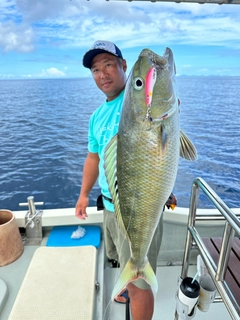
[
  {"x1": 104, "y1": 47, "x2": 197, "y2": 300},
  {"x1": 117, "y1": 108, "x2": 179, "y2": 259}
]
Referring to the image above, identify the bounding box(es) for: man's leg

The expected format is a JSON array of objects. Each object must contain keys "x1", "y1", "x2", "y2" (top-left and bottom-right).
[
  {"x1": 103, "y1": 209, "x2": 128, "y2": 303},
  {"x1": 127, "y1": 283, "x2": 154, "y2": 320},
  {"x1": 124, "y1": 213, "x2": 164, "y2": 319},
  {"x1": 103, "y1": 209, "x2": 119, "y2": 261}
]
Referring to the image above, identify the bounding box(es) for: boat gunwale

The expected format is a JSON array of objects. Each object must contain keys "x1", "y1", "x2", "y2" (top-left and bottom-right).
[{"x1": 12, "y1": 206, "x2": 240, "y2": 228}]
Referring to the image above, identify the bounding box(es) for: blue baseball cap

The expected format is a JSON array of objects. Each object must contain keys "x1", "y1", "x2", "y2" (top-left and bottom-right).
[{"x1": 82, "y1": 40, "x2": 123, "y2": 69}]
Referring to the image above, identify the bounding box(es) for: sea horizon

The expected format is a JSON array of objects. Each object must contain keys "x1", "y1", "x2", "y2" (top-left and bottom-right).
[
  {"x1": 1, "y1": 75, "x2": 240, "y2": 81},
  {"x1": 0, "y1": 76, "x2": 239, "y2": 211}
]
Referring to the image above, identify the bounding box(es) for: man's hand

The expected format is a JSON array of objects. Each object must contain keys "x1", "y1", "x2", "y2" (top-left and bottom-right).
[
  {"x1": 75, "y1": 152, "x2": 99, "y2": 220},
  {"x1": 75, "y1": 195, "x2": 89, "y2": 220},
  {"x1": 165, "y1": 192, "x2": 177, "y2": 210}
]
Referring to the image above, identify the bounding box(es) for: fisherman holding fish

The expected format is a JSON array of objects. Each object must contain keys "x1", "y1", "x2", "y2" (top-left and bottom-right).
[
  {"x1": 75, "y1": 40, "x2": 195, "y2": 320},
  {"x1": 75, "y1": 40, "x2": 163, "y2": 319}
]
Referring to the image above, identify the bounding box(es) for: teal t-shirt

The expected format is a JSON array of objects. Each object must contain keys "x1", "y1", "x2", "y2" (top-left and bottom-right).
[{"x1": 88, "y1": 90, "x2": 124, "y2": 212}]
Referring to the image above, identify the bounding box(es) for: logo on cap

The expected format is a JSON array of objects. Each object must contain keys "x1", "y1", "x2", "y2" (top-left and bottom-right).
[{"x1": 94, "y1": 42, "x2": 106, "y2": 49}]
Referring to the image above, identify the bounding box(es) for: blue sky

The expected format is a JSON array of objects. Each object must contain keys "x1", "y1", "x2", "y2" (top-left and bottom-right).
[{"x1": 0, "y1": 0, "x2": 240, "y2": 79}]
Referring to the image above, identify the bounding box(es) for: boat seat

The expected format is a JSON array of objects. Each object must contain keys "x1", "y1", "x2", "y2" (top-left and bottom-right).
[
  {"x1": 0, "y1": 279, "x2": 8, "y2": 315},
  {"x1": 203, "y1": 237, "x2": 240, "y2": 307},
  {"x1": 8, "y1": 246, "x2": 97, "y2": 320}
]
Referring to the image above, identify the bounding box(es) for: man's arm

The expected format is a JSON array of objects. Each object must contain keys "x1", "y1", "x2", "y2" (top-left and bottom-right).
[{"x1": 75, "y1": 152, "x2": 99, "y2": 219}]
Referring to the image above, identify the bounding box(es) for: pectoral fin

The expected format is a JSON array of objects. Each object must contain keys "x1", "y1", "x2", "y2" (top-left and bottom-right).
[
  {"x1": 180, "y1": 130, "x2": 198, "y2": 161},
  {"x1": 104, "y1": 135, "x2": 129, "y2": 239}
]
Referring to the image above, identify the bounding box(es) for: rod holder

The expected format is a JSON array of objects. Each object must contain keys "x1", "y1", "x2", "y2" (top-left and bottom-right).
[{"x1": 19, "y1": 196, "x2": 44, "y2": 245}]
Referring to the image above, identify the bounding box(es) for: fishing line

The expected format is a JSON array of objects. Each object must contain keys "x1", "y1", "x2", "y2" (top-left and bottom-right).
[
  {"x1": 113, "y1": 209, "x2": 131, "y2": 281},
  {"x1": 102, "y1": 246, "x2": 119, "y2": 319},
  {"x1": 102, "y1": 206, "x2": 132, "y2": 320},
  {"x1": 102, "y1": 299, "x2": 114, "y2": 320},
  {"x1": 105, "y1": 200, "x2": 134, "y2": 320}
]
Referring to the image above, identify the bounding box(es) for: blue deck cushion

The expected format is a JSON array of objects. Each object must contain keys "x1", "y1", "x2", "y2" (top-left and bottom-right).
[{"x1": 46, "y1": 225, "x2": 101, "y2": 248}]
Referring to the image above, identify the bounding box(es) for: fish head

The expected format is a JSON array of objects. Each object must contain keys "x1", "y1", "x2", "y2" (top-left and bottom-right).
[{"x1": 124, "y1": 47, "x2": 178, "y2": 127}]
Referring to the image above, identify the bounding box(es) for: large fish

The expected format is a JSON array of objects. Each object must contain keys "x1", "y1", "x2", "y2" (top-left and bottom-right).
[{"x1": 104, "y1": 47, "x2": 197, "y2": 300}]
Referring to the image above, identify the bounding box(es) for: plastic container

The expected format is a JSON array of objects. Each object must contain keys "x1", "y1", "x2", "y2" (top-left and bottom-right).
[
  {"x1": 198, "y1": 274, "x2": 217, "y2": 312},
  {"x1": 178, "y1": 277, "x2": 200, "y2": 315}
]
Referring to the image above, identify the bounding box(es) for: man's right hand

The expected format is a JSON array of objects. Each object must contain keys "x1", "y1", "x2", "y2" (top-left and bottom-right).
[
  {"x1": 75, "y1": 152, "x2": 99, "y2": 220},
  {"x1": 75, "y1": 195, "x2": 89, "y2": 220}
]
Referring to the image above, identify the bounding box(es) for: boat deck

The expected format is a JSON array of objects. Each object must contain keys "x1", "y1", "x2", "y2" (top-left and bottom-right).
[
  {"x1": 1, "y1": 194, "x2": 239, "y2": 320},
  {"x1": 0, "y1": 238, "x2": 233, "y2": 320},
  {"x1": 105, "y1": 265, "x2": 231, "y2": 320}
]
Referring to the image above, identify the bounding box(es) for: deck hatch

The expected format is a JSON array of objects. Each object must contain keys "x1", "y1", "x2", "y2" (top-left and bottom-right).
[{"x1": 8, "y1": 246, "x2": 97, "y2": 320}]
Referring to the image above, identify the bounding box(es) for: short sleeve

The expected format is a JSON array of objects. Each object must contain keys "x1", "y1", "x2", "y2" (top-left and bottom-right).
[{"x1": 88, "y1": 113, "x2": 98, "y2": 153}]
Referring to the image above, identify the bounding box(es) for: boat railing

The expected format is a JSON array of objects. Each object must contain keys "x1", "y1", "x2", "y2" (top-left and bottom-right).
[{"x1": 180, "y1": 177, "x2": 240, "y2": 320}]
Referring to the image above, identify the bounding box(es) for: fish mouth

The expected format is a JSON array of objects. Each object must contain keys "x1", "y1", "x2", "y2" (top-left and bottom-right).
[{"x1": 139, "y1": 48, "x2": 168, "y2": 70}]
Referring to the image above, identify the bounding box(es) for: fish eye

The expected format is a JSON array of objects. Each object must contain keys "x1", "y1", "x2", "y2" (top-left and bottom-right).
[{"x1": 133, "y1": 77, "x2": 144, "y2": 90}]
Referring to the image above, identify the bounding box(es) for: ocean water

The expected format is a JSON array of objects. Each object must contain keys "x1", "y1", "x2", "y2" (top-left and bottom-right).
[{"x1": 0, "y1": 77, "x2": 239, "y2": 211}]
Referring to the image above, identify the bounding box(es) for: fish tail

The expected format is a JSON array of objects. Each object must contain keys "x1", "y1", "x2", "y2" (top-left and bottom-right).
[{"x1": 111, "y1": 258, "x2": 158, "y2": 301}]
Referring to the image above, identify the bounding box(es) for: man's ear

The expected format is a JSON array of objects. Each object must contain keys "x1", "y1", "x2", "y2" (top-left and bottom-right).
[{"x1": 122, "y1": 59, "x2": 127, "y2": 72}]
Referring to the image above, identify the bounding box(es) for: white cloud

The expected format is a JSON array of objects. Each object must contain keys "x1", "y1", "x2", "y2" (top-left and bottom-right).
[
  {"x1": 0, "y1": 73, "x2": 14, "y2": 78},
  {"x1": 38, "y1": 67, "x2": 66, "y2": 77},
  {"x1": 0, "y1": 0, "x2": 18, "y2": 20},
  {"x1": 1, "y1": 0, "x2": 240, "y2": 53},
  {"x1": 198, "y1": 68, "x2": 209, "y2": 72},
  {"x1": 0, "y1": 21, "x2": 34, "y2": 52},
  {"x1": 15, "y1": 0, "x2": 70, "y2": 21},
  {"x1": 0, "y1": 0, "x2": 240, "y2": 77}
]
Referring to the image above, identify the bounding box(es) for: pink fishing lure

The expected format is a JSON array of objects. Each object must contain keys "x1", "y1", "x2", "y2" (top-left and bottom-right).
[{"x1": 145, "y1": 67, "x2": 157, "y2": 106}]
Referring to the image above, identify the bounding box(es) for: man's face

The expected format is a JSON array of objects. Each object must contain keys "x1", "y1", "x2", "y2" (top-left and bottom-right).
[{"x1": 91, "y1": 53, "x2": 127, "y2": 101}]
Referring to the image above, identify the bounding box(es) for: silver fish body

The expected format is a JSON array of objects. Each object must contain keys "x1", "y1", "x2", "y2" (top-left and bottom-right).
[{"x1": 104, "y1": 47, "x2": 197, "y2": 299}]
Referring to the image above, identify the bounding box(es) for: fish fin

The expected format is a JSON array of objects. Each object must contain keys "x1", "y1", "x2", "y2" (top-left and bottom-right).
[
  {"x1": 104, "y1": 135, "x2": 129, "y2": 238},
  {"x1": 104, "y1": 134, "x2": 118, "y2": 189},
  {"x1": 180, "y1": 130, "x2": 198, "y2": 161},
  {"x1": 111, "y1": 258, "x2": 158, "y2": 301},
  {"x1": 164, "y1": 47, "x2": 176, "y2": 76}
]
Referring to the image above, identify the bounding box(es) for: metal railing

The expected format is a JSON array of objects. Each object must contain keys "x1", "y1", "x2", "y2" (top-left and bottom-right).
[{"x1": 180, "y1": 177, "x2": 240, "y2": 320}]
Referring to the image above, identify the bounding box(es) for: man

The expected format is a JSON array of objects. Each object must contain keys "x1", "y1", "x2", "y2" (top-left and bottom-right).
[{"x1": 75, "y1": 40, "x2": 164, "y2": 320}]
